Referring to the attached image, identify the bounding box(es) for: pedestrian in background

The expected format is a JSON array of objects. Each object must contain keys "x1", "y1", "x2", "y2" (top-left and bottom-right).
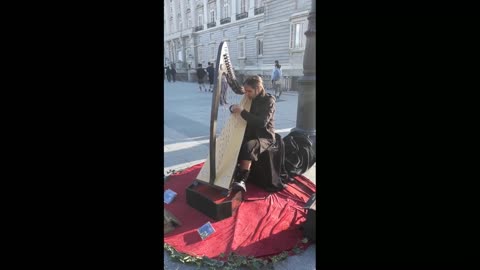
[
  {"x1": 271, "y1": 60, "x2": 282, "y2": 99},
  {"x1": 220, "y1": 73, "x2": 228, "y2": 105},
  {"x1": 206, "y1": 62, "x2": 215, "y2": 92},
  {"x1": 166, "y1": 66, "x2": 172, "y2": 82},
  {"x1": 170, "y1": 63, "x2": 177, "y2": 83},
  {"x1": 196, "y1": 63, "x2": 208, "y2": 92}
]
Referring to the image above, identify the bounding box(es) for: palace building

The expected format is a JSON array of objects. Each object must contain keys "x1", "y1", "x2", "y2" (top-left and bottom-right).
[{"x1": 164, "y1": 0, "x2": 312, "y2": 90}]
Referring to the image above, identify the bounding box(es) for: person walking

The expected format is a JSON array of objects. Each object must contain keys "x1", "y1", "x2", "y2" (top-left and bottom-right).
[
  {"x1": 271, "y1": 60, "x2": 282, "y2": 99},
  {"x1": 196, "y1": 63, "x2": 208, "y2": 92},
  {"x1": 206, "y1": 62, "x2": 215, "y2": 92},
  {"x1": 170, "y1": 64, "x2": 177, "y2": 83},
  {"x1": 165, "y1": 66, "x2": 172, "y2": 82}
]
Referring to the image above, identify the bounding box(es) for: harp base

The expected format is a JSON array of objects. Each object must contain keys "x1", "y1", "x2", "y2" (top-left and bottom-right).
[{"x1": 186, "y1": 180, "x2": 243, "y2": 221}]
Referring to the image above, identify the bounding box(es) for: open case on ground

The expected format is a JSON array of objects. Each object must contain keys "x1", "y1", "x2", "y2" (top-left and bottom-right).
[{"x1": 186, "y1": 180, "x2": 243, "y2": 221}]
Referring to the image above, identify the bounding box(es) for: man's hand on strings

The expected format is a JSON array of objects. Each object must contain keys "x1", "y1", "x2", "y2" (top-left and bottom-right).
[{"x1": 229, "y1": 104, "x2": 243, "y2": 114}]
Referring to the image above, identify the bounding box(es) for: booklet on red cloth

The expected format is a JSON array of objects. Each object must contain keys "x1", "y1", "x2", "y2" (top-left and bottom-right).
[
  {"x1": 197, "y1": 222, "x2": 215, "y2": 240},
  {"x1": 164, "y1": 189, "x2": 177, "y2": 204}
]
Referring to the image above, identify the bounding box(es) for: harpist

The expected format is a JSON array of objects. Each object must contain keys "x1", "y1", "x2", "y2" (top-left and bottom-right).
[{"x1": 229, "y1": 75, "x2": 276, "y2": 193}]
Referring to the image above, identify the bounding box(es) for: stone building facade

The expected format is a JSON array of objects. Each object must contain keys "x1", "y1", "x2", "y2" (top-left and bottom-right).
[{"x1": 164, "y1": 0, "x2": 311, "y2": 90}]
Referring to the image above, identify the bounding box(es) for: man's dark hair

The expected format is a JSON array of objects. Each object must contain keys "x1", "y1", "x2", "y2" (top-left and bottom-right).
[
  {"x1": 198, "y1": 63, "x2": 202, "y2": 67},
  {"x1": 243, "y1": 75, "x2": 266, "y2": 97}
]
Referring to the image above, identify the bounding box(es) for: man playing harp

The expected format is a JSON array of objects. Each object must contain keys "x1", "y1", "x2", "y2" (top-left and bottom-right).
[{"x1": 229, "y1": 75, "x2": 276, "y2": 193}]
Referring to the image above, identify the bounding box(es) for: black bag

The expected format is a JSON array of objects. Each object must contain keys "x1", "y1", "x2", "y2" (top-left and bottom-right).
[
  {"x1": 283, "y1": 131, "x2": 315, "y2": 177},
  {"x1": 302, "y1": 193, "x2": 316, "y2": 242}
]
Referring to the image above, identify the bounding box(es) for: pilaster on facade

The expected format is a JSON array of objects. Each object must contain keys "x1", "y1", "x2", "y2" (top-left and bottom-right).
[
  {"x1": 231, "y1": 0, "x2": 236, "y2": 23},
  {"x1": 215, "y1": 0, "x2": 221, "y2": 27},
  {"x1": 172, "y1": 0, "x2": 178, "y2": 33},
  {"x1": 165, "y1": 0, "x2": 171, "y2": 35},
  {"x1": 248, "y1": 0, "x2": 255, "y2": 17},
  {"x1": 190, "y1": 0, "x2": 196, "y2": 29},
  {"x1": 203, "y1": 0, "x2": 208, "y2": 31}
]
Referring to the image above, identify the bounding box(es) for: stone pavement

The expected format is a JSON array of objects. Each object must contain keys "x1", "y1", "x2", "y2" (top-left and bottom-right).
[{"x1": 164, "y1": 81, "x2": 316, "y2": 269}]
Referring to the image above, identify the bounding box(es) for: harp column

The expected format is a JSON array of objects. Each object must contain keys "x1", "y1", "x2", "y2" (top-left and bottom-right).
[{"x1": 292, "y1": 0, "x2": 316, "y2": 151}]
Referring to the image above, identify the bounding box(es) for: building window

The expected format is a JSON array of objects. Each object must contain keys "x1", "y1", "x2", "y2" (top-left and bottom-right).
[
  {"x1": 240, "y1": 0, "x2": 247, "y2": 13},
  {"x1": 210, "y1": 33, "x2": 214, "y2": 40},
  {"x1": 198, "y1": 14, "x2": 203, "y2": 25},
  {"x1": 223, "y1": 3, "x2": 230, "y2": 18},
  {"x1": 258, "y1": 22, "x2": 264, "y2": 30},
  {"x1": 238, "y1": 39, "x2": 245, "y2": 58},
  {"x1": 188, "y1": 16, "x2": 192, "y2": 28},
  {"x1": 290, "y1": 22, "x2": 305, "y2": 49},
  {"x1": 169, "y1": 44, "x2": 175, "y2": 63},
  {"x1": 198, "y1": 46, "x2": 204, "y2": 64},
  {"x1": 210, "y1": 9, "x2": 215, "y2": 23},
  {"x1": 210, "y1": 45, "x2": 216, "y2": 61},
  {"x1": 177, "y1": 13, "x2": 181, "y2": 30},
  {"x1": 255, "y1": 0, "x2": 264, "y2": 8},
  {"x1": 257, "y1": 39, "x2": 263, "y2": 56},
  {"x1": 239, "y1": 26, "x2": 244, "y2": 34}
]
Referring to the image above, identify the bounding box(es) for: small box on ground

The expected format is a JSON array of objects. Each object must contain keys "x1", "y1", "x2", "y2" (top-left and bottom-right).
[{"x1": 186, "y1": 180, "x2": 243, "y2": 221}]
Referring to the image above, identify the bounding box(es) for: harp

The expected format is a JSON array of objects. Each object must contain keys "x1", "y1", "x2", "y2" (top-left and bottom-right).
[{"x1": 186, "y1": 41, "x2": 250, "y2": 221}]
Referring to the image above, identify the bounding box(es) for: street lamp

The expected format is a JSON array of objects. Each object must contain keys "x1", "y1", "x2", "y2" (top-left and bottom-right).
[{"x1": 291, "y1": 0, "x2": 316, "y2": 152}]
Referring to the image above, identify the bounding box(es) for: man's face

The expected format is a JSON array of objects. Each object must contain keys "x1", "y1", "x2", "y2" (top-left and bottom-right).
[{"x1": 244, "y1": 85, "x2": 257, "y2": 100}]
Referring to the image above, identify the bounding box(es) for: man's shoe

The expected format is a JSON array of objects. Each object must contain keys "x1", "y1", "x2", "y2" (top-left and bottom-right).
[
  {"x1": 232, "y1": 181, "x2": 247, "y2": 193},
  {"x1": 232, "y1": 169, "x2": 250, "y2": 193}
]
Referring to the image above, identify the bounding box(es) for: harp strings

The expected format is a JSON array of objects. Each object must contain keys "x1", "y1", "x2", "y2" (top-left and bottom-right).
[{"x1": 216, "y1": 76, "x2": 242, "y2": 137}]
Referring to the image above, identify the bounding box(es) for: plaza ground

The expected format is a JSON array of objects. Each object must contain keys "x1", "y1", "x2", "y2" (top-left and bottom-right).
[{"x1": 164, "y1": 80, "x2": 316, "y2": 269}]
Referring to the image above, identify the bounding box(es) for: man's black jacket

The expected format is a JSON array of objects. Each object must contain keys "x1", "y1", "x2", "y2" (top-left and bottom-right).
[{"x1": 240, "y1": 93, "x2": 276, "y2": 145}]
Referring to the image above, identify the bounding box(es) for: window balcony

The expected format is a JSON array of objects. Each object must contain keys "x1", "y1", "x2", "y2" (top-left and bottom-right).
[
  {"x1": 220, "y1": 17, "x2": 231, "y2": 24},
  {"x1": 236, "y1": 12, "x2": 248, "y2": 20},
  {"x1": 207, "y1": 21, "x2": 216, "y2": 28},
  {"x1": 254, "y1": 6, "x2": 265, "y2": 15},
  {"x1": 194, "y1": 25, "x2": 204, "y2": 32}
]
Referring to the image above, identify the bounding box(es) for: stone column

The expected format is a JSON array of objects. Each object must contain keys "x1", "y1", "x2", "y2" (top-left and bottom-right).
[
  {"x1": 231, "y1": 0, "x2": 236, "y2": 22},
  {"x1": 171, "y1": 0, "x2": 177, "y2": 33},
  {"x1": 203, "y1": 0, "x2": 208, "y2": 29},
  {"x1": 179, "y1": 0, "x2": 187, "y2": 31},
  {"x1": 249, "y1": 0, "x2": 255, "y2": 16},
  {"x1": 165, "y1": 1, "x2": 171, "y2": 35},
  {"x1": 216, "y1": 0, "x2": 221, "y2": 25},
  {"x1": 292, "y1": 1, "x2": 316, "y2": 151},
  {"x1": 190, "y1": 0, "x2": 196, "y2": 28}
]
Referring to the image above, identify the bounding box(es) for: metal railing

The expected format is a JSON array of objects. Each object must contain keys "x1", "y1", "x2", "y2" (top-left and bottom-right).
[
  {"x1": 254, "y1": 6, "x2": 265, "y2": 15},
  {"x1": 207, "y1": 21, "x2": 216, "y2": 28},
  {"x1": 194, "y1": 25, "x2": 203, "y2": 32},
  {"x1": 220, "y1": 17, "x2": 231, "y2": 24},
  {"x1": 236, "y1": 12, "x2": 248, "y2": 20},
  {"x1": 262, "y1": 75, "x2": 295, "y2": 92}
]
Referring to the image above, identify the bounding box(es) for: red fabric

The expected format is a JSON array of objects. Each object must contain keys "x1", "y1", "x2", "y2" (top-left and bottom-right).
[{"x1": 164, "y1": 162, "x2": 316, "y2": 260}]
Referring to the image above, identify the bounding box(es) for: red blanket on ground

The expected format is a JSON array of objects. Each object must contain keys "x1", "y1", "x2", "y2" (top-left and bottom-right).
[{"x1": 164, "y1": 162, "x2": 316, "y2": 260}]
